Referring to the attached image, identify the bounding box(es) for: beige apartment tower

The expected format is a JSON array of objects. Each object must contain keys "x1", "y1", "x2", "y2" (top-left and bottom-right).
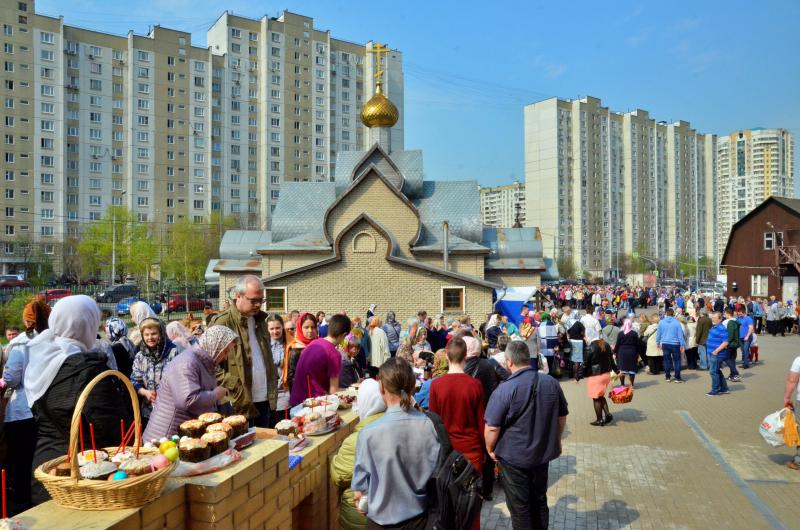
[
  {"x1": 716, "y1": 128, "x2": 794, "y2": 259},
  {"x1": 524, "y1": 96, "x2": 716, "y2": 278},
  {"x1": 0, "y1": 0, "x2": 403, "y2": 275},
  {"x1": 480, "y1": 182, "x2": 525, "y2": 227}
]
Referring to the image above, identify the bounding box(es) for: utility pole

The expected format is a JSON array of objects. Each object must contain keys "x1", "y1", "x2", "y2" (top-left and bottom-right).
[{"x1": 111, "y1": 191, "x2": 126, "y2": 284}]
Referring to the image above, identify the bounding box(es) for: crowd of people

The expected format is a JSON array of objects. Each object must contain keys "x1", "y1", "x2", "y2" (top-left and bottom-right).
[{"x1": 0, "y1": 274, "x2": 799, "y2": 529}]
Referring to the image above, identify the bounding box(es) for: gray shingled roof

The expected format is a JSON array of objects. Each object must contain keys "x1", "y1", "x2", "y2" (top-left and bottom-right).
[
  {"x1": 394, "y1": 150, "x2": 424, "y2": 199},
  {"x1": 334, "y1": 148, "x2": 424, "y2": 199},
  {"x1": 270, "y1": 182, "x2": 337, "y2": 242},
  {"x1": 413, "y1": 180, "x2": 483, "y2": 245},
  {"x1": 260, "y1": 229, "x2": 331, "y2": 252},
  {"x1": 412, "y1": 232, "x2": 489, "y2": 253},
  {"x1": 219, "y1": 230, "x2": 272, "y2": 259}
]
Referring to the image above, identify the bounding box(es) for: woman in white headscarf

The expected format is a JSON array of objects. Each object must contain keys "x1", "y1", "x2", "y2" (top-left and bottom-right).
[
  {"x1": 142, "y1": 326, "x2": 234, "y2": 440},
  {"x1": 330, "y1": 378, "x2": 387, "y2": 530},
  {"x1": 128, "y1": 301, "x2": 157, "y2": 347},
  {"x1": 25, "y1": 295, "x2": 132, "y2": 506},
  {"x1": 165, "y1": 321, "x2": 197, "y2": 353}
]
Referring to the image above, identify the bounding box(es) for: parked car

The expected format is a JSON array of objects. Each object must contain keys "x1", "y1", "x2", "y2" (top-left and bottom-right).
[
  {"x1": 38, "y1": 288, "x2": 73, "y2": 304},
  {"x1": 166, "y1": 295, "x2": 208, "y2": 313},
  {"x1": 0, "y1": 275, "x2": 30, "y2": 288},
  {"x1": 116, "y1": 297, "x2": 162, "y2": 316},
  {"x1": 95, "y1": 284, "x2": 139, "y2": 303}
]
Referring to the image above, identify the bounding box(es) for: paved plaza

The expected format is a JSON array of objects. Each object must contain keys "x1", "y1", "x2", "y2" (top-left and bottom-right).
[{"x1": 480, "y1": 333, "x2": 800, "y2": 530}]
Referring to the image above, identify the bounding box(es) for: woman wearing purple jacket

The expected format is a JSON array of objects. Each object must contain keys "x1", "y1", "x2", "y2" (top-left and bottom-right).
[{"x1": 143, "y1": 326, "x2": 236, "y2": 440}]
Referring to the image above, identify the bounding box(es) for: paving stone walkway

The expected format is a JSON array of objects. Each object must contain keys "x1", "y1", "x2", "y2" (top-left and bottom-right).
[{"x1": 480, "y1": 333, "x2": 800, "y2": 529}]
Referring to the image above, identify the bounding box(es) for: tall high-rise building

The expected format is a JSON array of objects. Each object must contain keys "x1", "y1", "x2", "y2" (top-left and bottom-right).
[
  {"x1": 0, "y1": 0, "x2": 403, "y2": 275},
  {"x1": 480, "y1": 182, "x2": 525, "y2": 227},
  {"x1": 716, "y1": 128, "x2": 794, "y2": 258},
  {"x1": 524, "y1": 96, "x2": 716, "y2": 277}
]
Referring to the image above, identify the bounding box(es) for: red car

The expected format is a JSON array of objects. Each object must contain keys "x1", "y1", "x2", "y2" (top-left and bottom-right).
[
  {"x1": 166, "y1": 295, "x2": 208, "y2": 312},
  {"x1": 39, "y1": 288, "x2": 73, "y2": 304}
]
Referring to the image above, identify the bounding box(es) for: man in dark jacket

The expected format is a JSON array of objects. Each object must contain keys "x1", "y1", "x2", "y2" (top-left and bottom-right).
[
  {"x1": 723, "y1": 308, "x2": 742, "y2": 382},
  {"x1": 461, "y1": 332, "x2": 507, "y2": 500},
  {"x1": 694, "y1": 310, "x2": 712, "y2": 370},
  {"x1": 210, "y1": 274, "x2": 277, "y2": 427}
]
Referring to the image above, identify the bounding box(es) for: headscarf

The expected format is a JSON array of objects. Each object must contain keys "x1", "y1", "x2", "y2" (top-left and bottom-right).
[
  {"x1": 540, "y1": 312, "x2": 551, "y2": 322},
  {"x1": 166, "y1": 321, "x2": 194, "y2": 351},
  {"x1": 24, "y1": 295, "x2": 102, "y2": 405},
  {"x1": 23, "y1": 299, "x2": 51, "y2": 333},
  {"x1": 105, "y1": 317, "x2": 128, "y2": 342},
  {"x1": 356, "y1": 378, "x2": 386, "y2": 422},
  {"x1": 621, "y1": 318, "x2": 633, "y2": 335},
  {"x1": 463, "y1": 336, "x2": 481, "y2": 358},
  {"x1": 432, "y1": 348, "x2": 449, "y2": 377},
  {"x1": 487, "y1": 314, "x2": 499, "y2": 329},
  {"x1": 396, "y1": 342, "x2": 414, "y2": 362},
  {"x1": 294, "y1": 312, "x2": 315, "y2": 346},
  {"x1": 386, "y1": 311, "x2": 397, "y2": 324},
  {"x1": 198, "y1": 325, "x2": 238, "y2": 363},
  {"x1": 138, "y1": 317, "x2": 170, "y2": 362},
  {"x1": 129, "y1": 301, "x2": 156, "y2": 326},
  {"x1": 344, "y1": 332, "x2": 361, "y2": 346}
]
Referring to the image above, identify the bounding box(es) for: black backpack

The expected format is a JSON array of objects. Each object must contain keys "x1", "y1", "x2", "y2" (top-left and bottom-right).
[{"x1": 423, "y1": 411, "x2": 483, "y2": 530}]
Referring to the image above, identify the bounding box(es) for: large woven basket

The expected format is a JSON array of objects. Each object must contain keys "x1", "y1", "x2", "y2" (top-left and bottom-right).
[{"x1": 34, "y1": 370, "x2": 176, "y2": 510}]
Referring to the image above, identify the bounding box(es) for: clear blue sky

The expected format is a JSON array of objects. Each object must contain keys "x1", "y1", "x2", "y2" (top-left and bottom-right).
[{"x1": 38, "y1": 0, "x2": 800, "y2": 193}]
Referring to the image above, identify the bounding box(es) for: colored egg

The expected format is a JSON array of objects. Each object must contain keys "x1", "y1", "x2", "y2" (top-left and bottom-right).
[
  {"x1": 150, "y1": 454, "x2": 170, "y2": 471},
  {"x1": 112, "y1": 471, "x2": 128, "y2": 480},
  {"x1": 164, "y1": 447, "x2": 179, "y2": 463},
  {"x1": 159, "y1": 440, "x2": 176, "y2": 454}
]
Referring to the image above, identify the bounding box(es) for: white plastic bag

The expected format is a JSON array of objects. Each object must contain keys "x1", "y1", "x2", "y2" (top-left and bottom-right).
[{"x1": 759, "y1": 408, "x2": 789, "y2": 447}]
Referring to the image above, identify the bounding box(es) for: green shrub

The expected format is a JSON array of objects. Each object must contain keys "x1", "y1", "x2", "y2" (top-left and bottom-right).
[{"x1": 0, "y1": 292, "x2": 38, "y2": 332}]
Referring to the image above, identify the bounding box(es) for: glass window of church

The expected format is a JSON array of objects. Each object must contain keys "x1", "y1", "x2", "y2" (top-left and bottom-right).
[
  {"x1": 442, "y1": 287, "x2": 465, "y2": 312},
  {"x1": 265, "y1": 288, "x2": 286, "y2": 311}
]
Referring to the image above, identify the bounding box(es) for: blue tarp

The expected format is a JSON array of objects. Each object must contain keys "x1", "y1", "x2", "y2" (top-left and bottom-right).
[{"x1": 494, "y1": 287, "x2": 537, "y2": 327}]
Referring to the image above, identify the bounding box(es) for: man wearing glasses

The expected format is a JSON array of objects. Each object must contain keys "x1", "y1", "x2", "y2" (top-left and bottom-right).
[{"x1": 211, "y1": 274, "x2": 277, "y2": 428}]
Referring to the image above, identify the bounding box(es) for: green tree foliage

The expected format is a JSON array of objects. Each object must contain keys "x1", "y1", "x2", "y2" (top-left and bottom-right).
[
  {"x1": 161, "y1": 218, "x2": 209, "y2": 291},
  {"x1": 76, "y1": 206, "x2": 157, "y2": 283},
  {"x1": 556, "y1": 255, "x2": 576, "y2": 279},
  {"x1": 0, "y1": 292, "x2": 37, "y2": 331}
]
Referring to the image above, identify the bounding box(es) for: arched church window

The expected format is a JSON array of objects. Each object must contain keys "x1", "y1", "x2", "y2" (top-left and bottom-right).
[{"x1": 353, "y1": 231, "x2": 376, "y2": 253}]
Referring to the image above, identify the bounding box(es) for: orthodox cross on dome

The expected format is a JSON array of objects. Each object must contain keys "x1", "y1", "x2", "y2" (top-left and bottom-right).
[
  {"x1": 368, "y1": 42, "x2": 390, "y2": 88},
  {"x1": 360, "y1": 42, "x2": 398, "y2": 130}
]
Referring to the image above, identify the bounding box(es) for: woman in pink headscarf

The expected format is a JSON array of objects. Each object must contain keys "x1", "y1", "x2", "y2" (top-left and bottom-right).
[{"x1": 614, "y1": 316, "x2": 640, "y2": 388}]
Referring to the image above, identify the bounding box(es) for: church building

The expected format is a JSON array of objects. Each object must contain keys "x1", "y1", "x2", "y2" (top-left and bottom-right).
[{"x1": 212, "y1": 44, "x2": 550, "y2": 320}]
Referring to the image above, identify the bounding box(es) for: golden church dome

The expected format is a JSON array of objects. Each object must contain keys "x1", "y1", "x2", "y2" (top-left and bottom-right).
[{"x1": 360, "y1": 83, "x2": 399, "y2": 128}]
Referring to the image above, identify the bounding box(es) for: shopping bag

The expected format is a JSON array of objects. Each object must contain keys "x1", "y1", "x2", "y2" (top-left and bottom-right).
[
  {"x1": 759, "y1": 408, "x2": 789, "y2": 447},
  {"x1": 784, "y1": 410, "x2": 800, "y2": 448}
]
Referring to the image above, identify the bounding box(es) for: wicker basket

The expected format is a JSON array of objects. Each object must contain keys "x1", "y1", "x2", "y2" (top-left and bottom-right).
[
  {"x1": 34, "y1": 370, "x2": 176, "y2": 510},
  {"x1": 608, "y1": 386, "x2": 634, "y2": 404}
]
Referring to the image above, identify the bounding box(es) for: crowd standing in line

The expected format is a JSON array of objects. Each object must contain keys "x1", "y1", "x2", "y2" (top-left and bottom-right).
[{"x1": 0, "y1": 275, "x2": 796, "y2": 528}]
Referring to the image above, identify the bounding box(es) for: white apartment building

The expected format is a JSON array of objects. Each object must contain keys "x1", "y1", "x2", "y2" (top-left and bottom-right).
[
  {"x1": 480, "y1": 182, "x2": 525, "y2": 227},
  {"x1": 206, "y1": 12, "x2": 403, "y2": 227},
  {"x1": 524, "y1": 96, "x2": 716, "y2": 277},
  {"x1": 716, "y1": 128, "x2": 794, "y2": 258},
  {"x1": 0, "y1": 0, "x2": 403, "y2": 275}
]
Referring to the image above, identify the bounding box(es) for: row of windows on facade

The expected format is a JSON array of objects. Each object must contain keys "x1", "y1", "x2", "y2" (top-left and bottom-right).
[
  {"x1": 6, "y1": 27, "x2": 363, "y2": 80},
  {"x1": 5, "y1": 56, "x2": 363, "y2": 100}
]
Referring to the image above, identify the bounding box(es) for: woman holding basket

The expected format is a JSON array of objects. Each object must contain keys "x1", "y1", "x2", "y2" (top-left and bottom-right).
[
  {"x1": 578, "y1": 328, "x2": 619, "y2": 426},
  {"x1": 24, "y1": 295, "x2": 132, "y2": 506}
]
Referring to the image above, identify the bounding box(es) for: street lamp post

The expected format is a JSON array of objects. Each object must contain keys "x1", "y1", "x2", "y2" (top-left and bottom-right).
[{"x1": 111, "y1": 190, "x2": 126, "y2": 284}]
